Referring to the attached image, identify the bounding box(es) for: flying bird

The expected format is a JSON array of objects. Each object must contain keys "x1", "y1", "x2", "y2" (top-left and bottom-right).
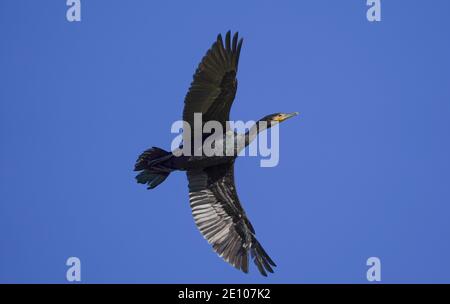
[{"x1": 134, "y1": 31, "x2": 298, "y2": 276}]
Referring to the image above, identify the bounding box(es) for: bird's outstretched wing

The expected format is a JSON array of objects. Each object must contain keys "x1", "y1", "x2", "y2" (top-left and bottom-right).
[
  {"x1": 182, "y1": 31, "x2": 243, "y2": 137},
  {"x1": 186, "y1": 163, "x2": 276, "y2": 276}
]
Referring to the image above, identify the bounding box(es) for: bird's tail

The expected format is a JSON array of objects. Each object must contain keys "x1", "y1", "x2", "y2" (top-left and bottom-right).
[{"x1": 134, "y1": 147, "x2": 174, "y2": 189}]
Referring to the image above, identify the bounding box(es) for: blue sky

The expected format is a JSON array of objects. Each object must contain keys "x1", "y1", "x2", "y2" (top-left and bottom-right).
[{"x1": 1, "y1": 0, "x2": 450, "y2": 283}]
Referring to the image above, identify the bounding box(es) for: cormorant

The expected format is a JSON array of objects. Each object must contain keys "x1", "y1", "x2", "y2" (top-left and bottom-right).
[{"x1": 134, "y1": 31, "x2": 298, "y2": 276}]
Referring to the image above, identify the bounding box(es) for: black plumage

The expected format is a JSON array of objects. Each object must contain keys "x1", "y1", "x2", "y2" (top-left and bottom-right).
[
  {"x1": 183, "y1": 31, "x2": 242, "y2": 139},
  {"x1": 187, "y1": 163, "x2": 275, "y2": 275},
  {"x1": 134, "y1": 31, "x2": 298, "y2": 276}
]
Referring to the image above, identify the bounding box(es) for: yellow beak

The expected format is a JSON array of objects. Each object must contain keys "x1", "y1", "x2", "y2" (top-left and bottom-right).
[{"x1": 275, "y1": 112, "x2": 299, "y2": 122}]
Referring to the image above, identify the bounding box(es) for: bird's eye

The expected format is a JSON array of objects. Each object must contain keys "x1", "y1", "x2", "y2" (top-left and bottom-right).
[{"x1": 273, "y1": 115, "x2": 283, "y2": 121}]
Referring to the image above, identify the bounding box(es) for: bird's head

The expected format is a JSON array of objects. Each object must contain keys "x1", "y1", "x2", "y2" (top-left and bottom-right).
[{"x1": 259, "y1": 112, "x2": 299, "y2": 127}]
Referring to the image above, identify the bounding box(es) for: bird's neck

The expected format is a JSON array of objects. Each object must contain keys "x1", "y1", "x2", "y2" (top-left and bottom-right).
[{"x1": 244, "y1": 120, "x2": 270, "y2": 146}]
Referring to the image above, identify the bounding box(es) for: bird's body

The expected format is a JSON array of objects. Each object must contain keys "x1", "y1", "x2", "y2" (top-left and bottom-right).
[{"x1": 135, "y1": 31, "x2": 298, "y2": 276}]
